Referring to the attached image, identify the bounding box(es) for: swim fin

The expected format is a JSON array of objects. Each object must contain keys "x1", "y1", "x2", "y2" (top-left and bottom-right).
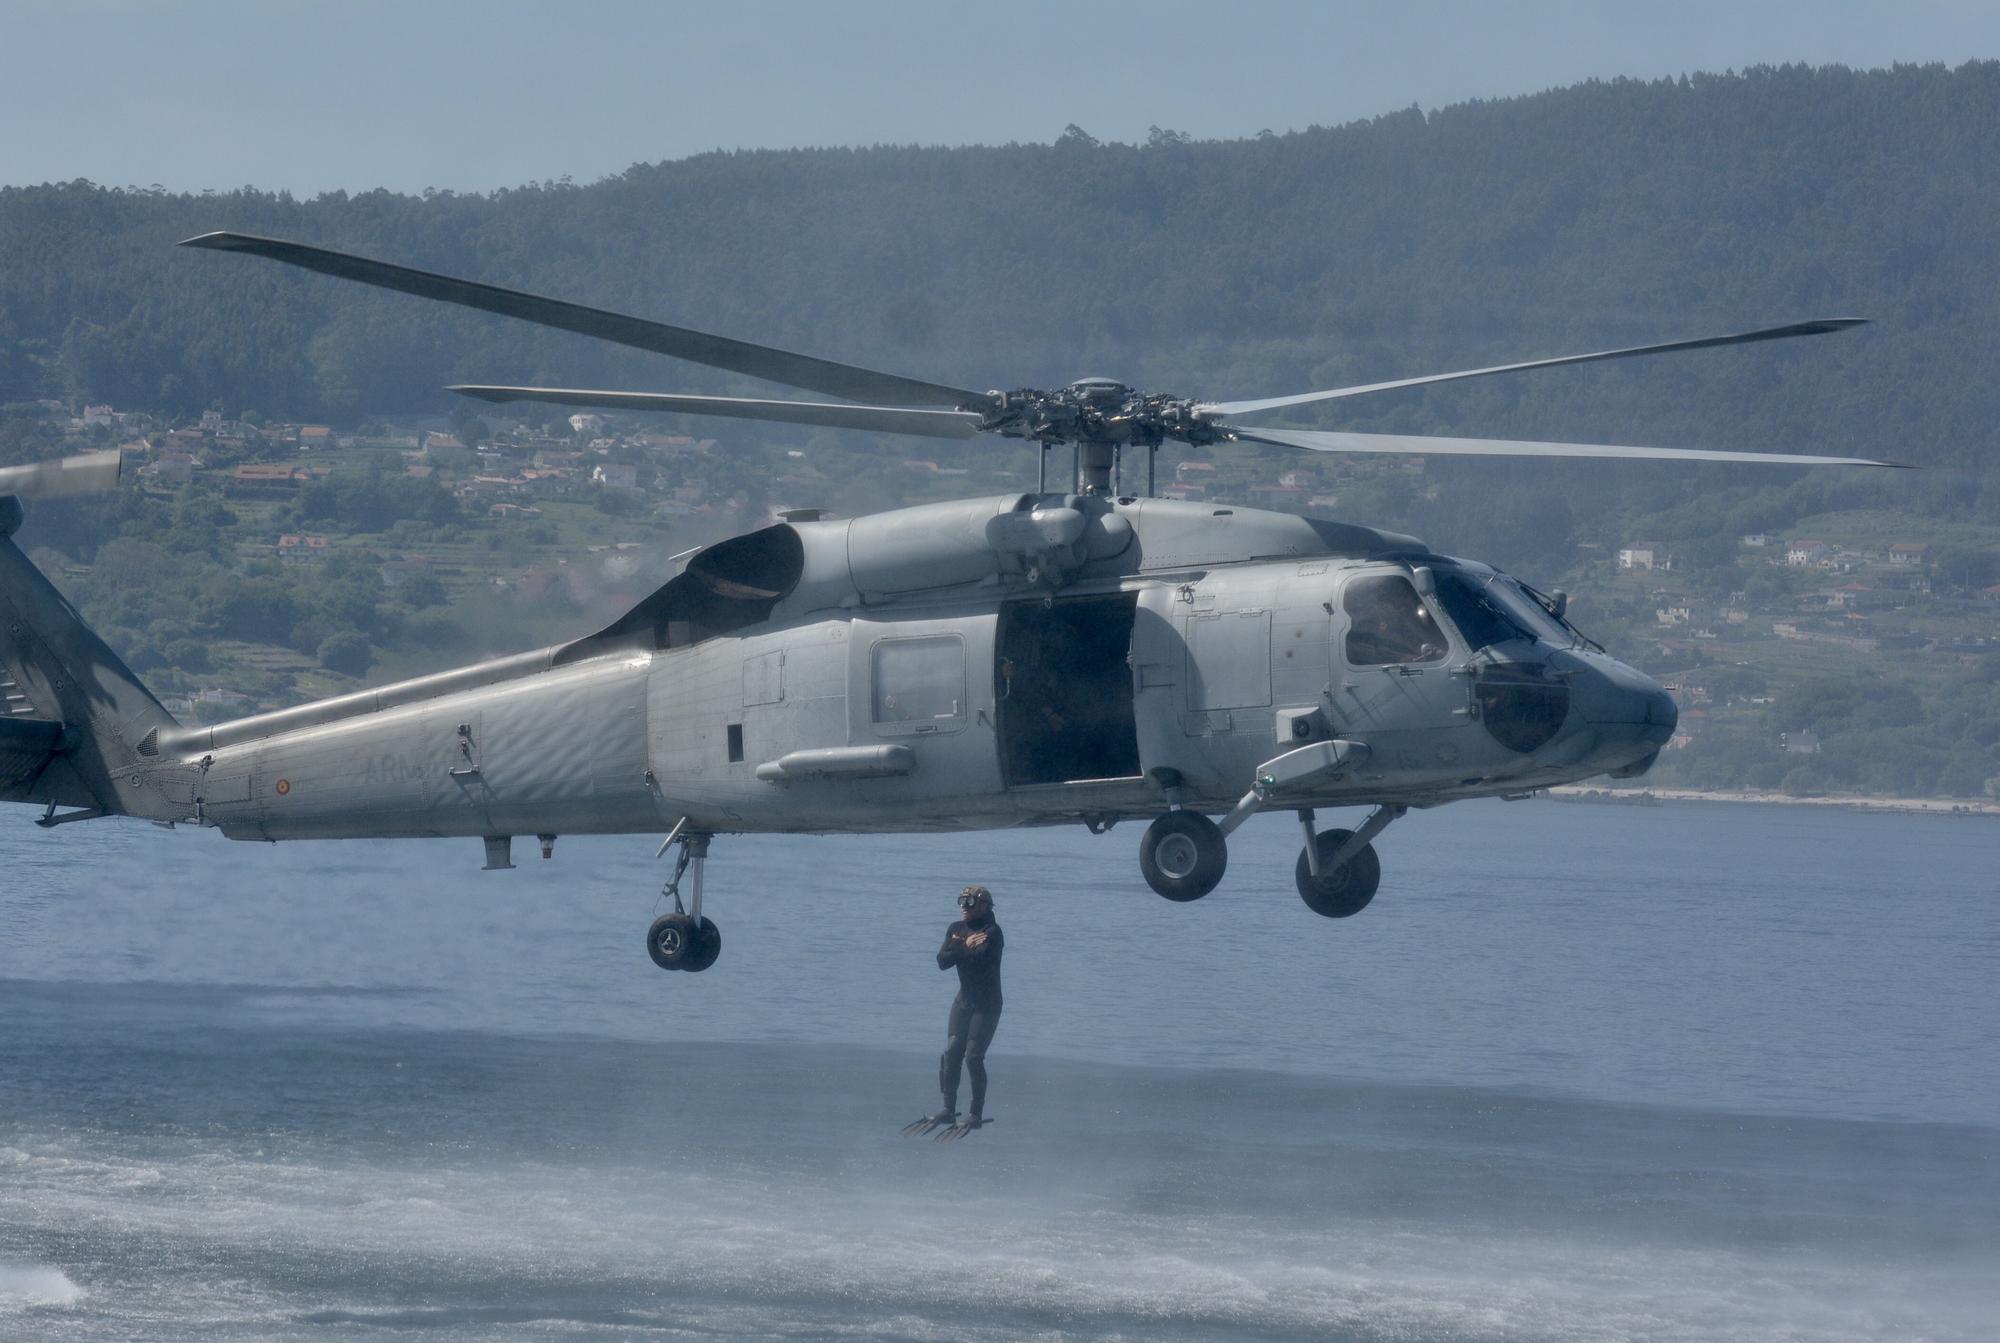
[{"x1": 935, "y1": 1116, "x2": 990, "y2": 1142}]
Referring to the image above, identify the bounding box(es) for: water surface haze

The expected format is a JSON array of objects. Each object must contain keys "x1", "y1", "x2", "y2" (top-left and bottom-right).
[{"x1": 1, "y1": 800, "x2": 1994, "y2": 1341}]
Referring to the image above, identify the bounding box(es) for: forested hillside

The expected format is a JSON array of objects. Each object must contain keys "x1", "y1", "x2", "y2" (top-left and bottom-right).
[
  {"x1": 3, "y1": 62, "x2": 1999, "y2": 798},
  {"x1": 3, "y1": 66, "x2": 1996, "y2": 438}
]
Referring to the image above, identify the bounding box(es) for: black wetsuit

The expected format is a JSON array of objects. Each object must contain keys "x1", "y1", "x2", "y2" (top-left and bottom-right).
[{"x1": 936, "y1": 913, "x2": 1003, "y2": 1119}]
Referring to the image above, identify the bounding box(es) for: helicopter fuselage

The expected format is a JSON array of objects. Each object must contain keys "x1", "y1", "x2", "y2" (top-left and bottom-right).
[{"x1": 121, "y1": 493, "x2": 1674, "y2": 846}]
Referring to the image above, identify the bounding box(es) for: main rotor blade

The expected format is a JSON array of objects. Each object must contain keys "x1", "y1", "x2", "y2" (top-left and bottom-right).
[
  {"x1": 1229, "y1": 426, "x2": 1907, "y2": 468},
  {"x1": 180, "y1": 232, "x2": 995, "y2": 412},
  {"x1": 450, "y1": 385, "x2": 985, "y2": 440},
  {"x1": 1198, "y1": 319, "x2": 1867, "y2": 418},
  {"x1": 0, "y1": 449, "x2": 123, "y2": 500}
]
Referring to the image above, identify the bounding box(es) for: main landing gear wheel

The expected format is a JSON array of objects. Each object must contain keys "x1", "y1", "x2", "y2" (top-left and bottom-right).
[
  {"x1": 647, "y1": 912, "x2": 695, "y2": 969},
  {"x1": 1296, "y1": 829, "x2": 1382, "y2": 918},
  {"x1": 686, "y1": 916, "x2": 721, "y2": 972},
  {"x1": 648, "y1": 912, "x2": 722, "y2": 972},
  {"x1": 1139, "y1": 811, "x2": 1227, "y2": 901}
]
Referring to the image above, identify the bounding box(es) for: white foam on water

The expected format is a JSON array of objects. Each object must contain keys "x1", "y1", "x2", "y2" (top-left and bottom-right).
[
  {"x1": 1, "y1": 1132, "x2": 1988, "y2": 1342},
  {"x1": 0, "y1": 1263, "x2": 85, "y2": 1311}
]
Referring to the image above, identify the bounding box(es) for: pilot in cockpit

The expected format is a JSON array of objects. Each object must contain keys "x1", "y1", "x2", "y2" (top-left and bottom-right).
[{"x1": 1344, "y1": 573, "x2": 1449, "y2": 666}]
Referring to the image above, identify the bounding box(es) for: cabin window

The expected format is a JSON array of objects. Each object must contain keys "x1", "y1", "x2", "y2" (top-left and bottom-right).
[
  {"x1": 1342, "y1": 573, "x2": 1450, "y2": 666},
  {"x1": 726, "y1": 723, "x2": 745, "y2": 763},
  {"x1": 871, "y1": 636, "x2": 965, "y2": 727}
]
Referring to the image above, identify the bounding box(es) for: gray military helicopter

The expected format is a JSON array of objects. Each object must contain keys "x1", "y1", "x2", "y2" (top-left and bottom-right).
[{"x1": 0, "y1": 234, "x2": 1900, "y2": 973}]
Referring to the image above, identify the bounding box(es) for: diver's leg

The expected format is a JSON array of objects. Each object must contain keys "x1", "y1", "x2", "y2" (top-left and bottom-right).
[
  {"x1": 964, "y1": 1006, "x2": 1000, "y2": 1119},
  {"x1": 938, "y1": 996, "x2": 970, "y2": 1116}
]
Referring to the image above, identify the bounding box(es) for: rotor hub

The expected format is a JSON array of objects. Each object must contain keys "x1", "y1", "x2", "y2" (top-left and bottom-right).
[{"x1": 980, "y1": 383, "x2": 1227, "y2": 460}]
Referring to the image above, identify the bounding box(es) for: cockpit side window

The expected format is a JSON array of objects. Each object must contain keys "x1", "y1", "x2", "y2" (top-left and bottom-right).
[{"x1": 1342, "y1": 573, "x2": 1451, "y2": 666}]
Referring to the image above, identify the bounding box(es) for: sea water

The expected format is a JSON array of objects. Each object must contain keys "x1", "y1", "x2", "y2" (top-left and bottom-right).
[{"x1": 1, "y1": 800, "x2": 1994, "y2": 1340}]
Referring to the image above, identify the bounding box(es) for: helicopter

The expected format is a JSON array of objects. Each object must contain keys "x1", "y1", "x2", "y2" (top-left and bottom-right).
[{"x1": 0, "y1": 233, "x2": 1901, "y2": 974}]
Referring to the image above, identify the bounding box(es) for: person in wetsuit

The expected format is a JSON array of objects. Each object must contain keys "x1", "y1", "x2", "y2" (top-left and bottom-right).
[{"x1": 932, "y1": 884, "x2": 1004, "y2": 1126}]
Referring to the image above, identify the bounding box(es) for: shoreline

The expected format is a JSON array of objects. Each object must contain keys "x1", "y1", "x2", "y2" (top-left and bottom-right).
[{"x1": 1547, "y1": 785, "x2": 2000, "y2": 817}]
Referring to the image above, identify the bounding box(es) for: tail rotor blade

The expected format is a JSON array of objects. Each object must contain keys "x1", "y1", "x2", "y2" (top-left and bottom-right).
[
  {"x1": 1229, "y1": 426, "x2": 1907, "y2": 469},
  {"x1": 1199, "y1": 319, "x2": 1867, "y2": 418}
]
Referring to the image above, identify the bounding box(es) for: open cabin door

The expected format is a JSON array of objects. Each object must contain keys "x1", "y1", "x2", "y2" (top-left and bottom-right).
[{"x1": 996, "y1": 593, "x2": 1141, "y2": 786}]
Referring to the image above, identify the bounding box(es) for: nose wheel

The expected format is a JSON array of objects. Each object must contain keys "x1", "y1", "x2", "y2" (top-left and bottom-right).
[
  {"x1": 1138, "y1": 811, "x2": 1227, "y2": 901},
  {"x1": 648, "y1": 827, "x2": 721, "y2": 972}
]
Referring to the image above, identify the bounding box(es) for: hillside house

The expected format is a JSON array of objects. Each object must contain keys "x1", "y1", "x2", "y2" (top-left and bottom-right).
[
  {"x1": 517, "y1": 468, "x2": 572, "y2": 496},
  {"x1": 1618, "y1": 541, "x2": 1666, "y2": 571},
  {"x1": 1248, "y1": 483, "x2": 1307, "y2": 509},
  {"x1": 231, "y1": 463, "x2": 309, "y2": 494},
  {"x1": 276, "y1": 534, "x2": 329, "y2": 563},
  {"x1": 143, "y1": 452, "x2": 199, "y2": 486},
  {"x1": 1887, "y1": 543, "x2": 1932, "y2": 565},
  {"x1": 1785, "y1": 539, "x2": 1832, "y2": 567},
  {"x1": 592, "y1": 463, "x2": 640, "y2": 490}
]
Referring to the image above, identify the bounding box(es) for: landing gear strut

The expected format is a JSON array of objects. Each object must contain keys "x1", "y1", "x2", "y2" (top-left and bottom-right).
[
  {"x1": 648, "y1": 827, "x2": 721, "y2": 972},
  {"x1": 1295, "y1": 805, "x2": 1402, "y2": 918}
]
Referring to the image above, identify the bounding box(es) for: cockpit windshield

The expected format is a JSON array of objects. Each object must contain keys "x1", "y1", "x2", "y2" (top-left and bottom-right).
[{"x1": 1433, "y1": 567, "x2": 1576, "y2": 651}]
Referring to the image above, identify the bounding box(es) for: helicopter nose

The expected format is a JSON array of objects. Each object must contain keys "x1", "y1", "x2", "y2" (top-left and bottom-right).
[{"x1": 1573, "y1": 660, "x2": 1678, "y2": 748}]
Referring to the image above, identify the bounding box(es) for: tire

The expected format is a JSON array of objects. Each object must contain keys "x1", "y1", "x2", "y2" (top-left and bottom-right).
[
  {"x1": 647, "y1": 912, "x2": 697, "y2": 970},
  {"x1": 685, "y1": 917, "x2": 722, "y2": 973},
  {"x1": 1139, "y1": 811, "x2": 1227, "y2": 902},
  {"x1": 1295, "y1": 829, "x2": 1382, "y2": 918}
]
